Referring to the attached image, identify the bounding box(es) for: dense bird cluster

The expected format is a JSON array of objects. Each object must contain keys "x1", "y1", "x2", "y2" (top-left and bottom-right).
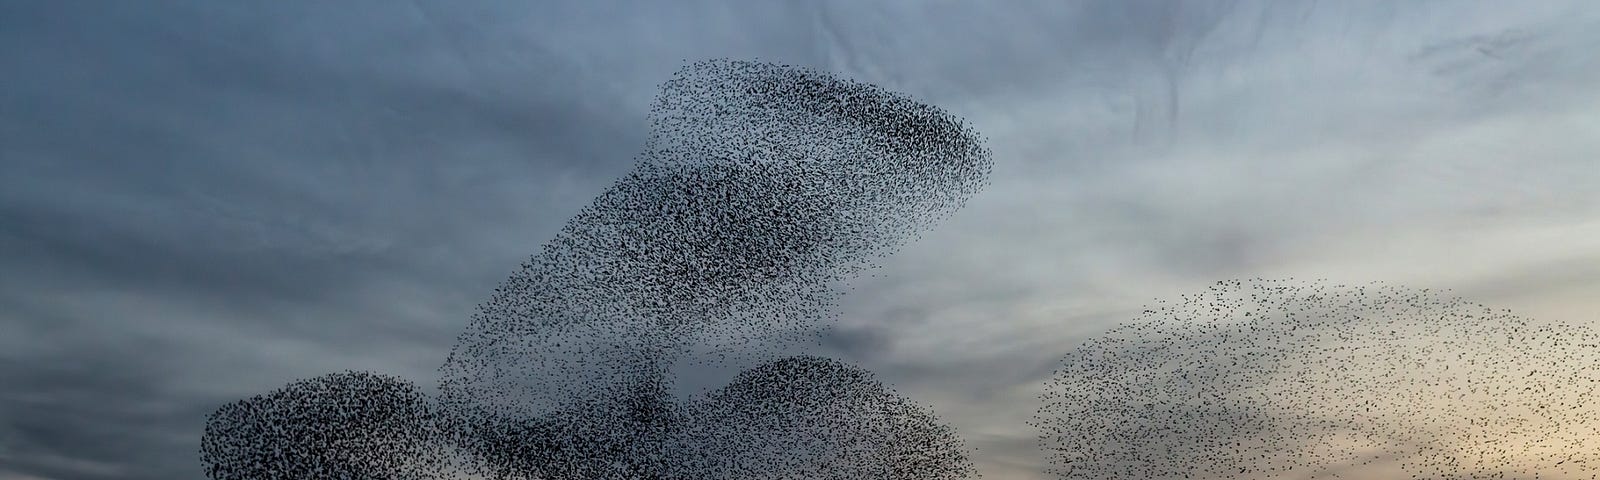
[
  {"x1": 200, "y1": 59, "x2": 991, "y2": 479},
  {"x1": 463, "y1": 356, "x2": 976, "y2": 480},
  {"x1": 677, "y1": 356, "x2": 975, "y2": 479},
  {"x1": 1036, "y1": 279, "x2": 1600, "y2": 479},
  {"x1": 199, "y1": 372, "x2": 452, "y2": 480},
  {"x1": 438, "y1": 57, "x2": 992, "y2": 426}
]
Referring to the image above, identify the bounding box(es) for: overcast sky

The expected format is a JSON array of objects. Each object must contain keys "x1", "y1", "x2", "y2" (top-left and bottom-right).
[{"x1": 2, "y1": 1, "x2": 1598, "y2": 479}]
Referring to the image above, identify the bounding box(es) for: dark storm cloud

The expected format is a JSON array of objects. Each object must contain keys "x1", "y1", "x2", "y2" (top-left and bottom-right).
[
  {"x1": 0, "y1": 2, "x2": 668, "y2": 479},
  {"x1": 0, "y1": 348, "x2": 220, "y2": 480},
  {"x1": 1, "y1": 0, "x2": 654, "y2": 311}
]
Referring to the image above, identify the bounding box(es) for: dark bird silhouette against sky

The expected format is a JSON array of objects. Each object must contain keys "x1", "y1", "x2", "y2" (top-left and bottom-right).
[{"x1": 199, "y1": 59, "x2": 992, "y2": 480}]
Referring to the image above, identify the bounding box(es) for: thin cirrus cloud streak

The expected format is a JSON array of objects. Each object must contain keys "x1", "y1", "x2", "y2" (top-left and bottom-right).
[{"x1": 1, "y1": 1, "x2": 1598, "y2": 479}]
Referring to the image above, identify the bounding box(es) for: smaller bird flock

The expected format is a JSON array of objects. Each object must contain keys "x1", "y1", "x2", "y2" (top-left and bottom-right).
[
  {"x1": 1036, "y1": 279, "x2": 1600, "y2": 479},
  {"x1": 200, "y1": 59, "x2": 991, "y2": 479}
]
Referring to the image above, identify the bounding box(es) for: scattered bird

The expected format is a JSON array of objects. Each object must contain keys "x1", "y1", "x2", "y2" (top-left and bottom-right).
[{"x1": 1035, "y1": 278, "x2": 1600, "y2": 479}]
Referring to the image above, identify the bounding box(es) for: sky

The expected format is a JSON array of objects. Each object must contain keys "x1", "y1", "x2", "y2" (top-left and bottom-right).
[{"x1": 1, "y1": 1, "x2": 1598, "y2": 479}]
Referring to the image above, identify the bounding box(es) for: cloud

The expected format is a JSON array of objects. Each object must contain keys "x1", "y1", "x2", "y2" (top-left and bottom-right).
[
  {"x1": 3, "y1": 1, "x2": 1598, "y2": 479},
  {"x1": 1, "y1": 2, "x2": 652, "y2": 478}
]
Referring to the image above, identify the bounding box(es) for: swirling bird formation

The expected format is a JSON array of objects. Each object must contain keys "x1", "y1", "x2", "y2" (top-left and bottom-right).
[{"x1": 200, "y1": 59, "x2": 991, "y2": 480}]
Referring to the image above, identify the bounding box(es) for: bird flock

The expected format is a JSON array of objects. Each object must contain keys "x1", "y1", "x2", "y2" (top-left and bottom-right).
[
  {"x1": 199, "y1": 59, "x2": 1596, "y2": 480},
  {"x1": 1036, "y1": 279, "x2": 1600, "y2": 479},
  {"x1": 200, "y1": 59, "x2": 991, "y2": 479}
]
